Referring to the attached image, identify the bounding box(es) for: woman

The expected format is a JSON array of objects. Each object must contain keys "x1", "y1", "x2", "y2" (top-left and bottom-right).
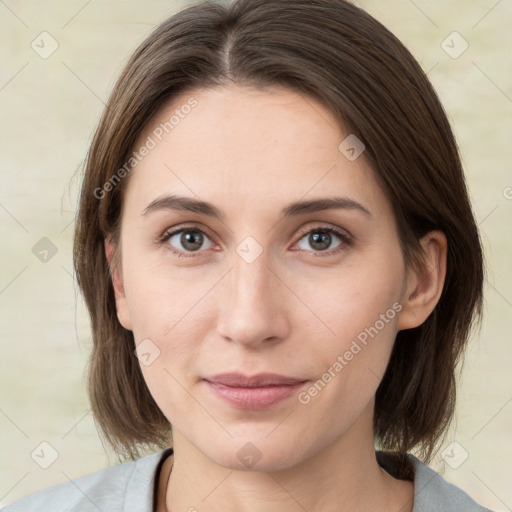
[{"x1": 3, "y1": 0, "x2": 492, "y2": 510}]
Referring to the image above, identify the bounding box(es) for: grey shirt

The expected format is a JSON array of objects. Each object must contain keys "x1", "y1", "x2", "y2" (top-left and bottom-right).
[{"x1": 2, "y1": 449, "x2": 493, "y2": 511}]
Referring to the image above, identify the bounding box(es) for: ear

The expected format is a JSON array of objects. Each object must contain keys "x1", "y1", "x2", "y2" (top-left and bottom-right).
[
  {"x1": 105, "y1": 237, "x2": 133, "y2": 331},
  {"x1": 397, "y1": 230, "x2": 447, "y2": 330}
]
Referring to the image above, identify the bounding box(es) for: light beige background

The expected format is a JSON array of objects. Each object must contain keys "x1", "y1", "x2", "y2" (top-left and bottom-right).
[{"x1": 1, "y1": 0, "x2": 511, "y2": 509}]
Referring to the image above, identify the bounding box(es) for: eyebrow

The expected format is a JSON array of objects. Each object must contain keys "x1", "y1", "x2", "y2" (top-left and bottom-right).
[{"x1": 142, "y1": 194, "x2": 371, "y2": 220}]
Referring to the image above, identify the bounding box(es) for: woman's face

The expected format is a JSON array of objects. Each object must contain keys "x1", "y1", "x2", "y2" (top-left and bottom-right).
[{"x1": 112, "y1": 84, "x2": 416, "y2": 471}]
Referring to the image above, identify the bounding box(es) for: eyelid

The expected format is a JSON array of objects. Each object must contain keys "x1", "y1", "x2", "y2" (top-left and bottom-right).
[
  {"x1": 157, "y1": 223, "x2": 218, "y2": 255},
  {"x1": 294, "y1": 222, "x2": 352, "y2": 243},
  {"x1": 291, "y1": 223, "x2": 352, "y2": 256},
  {"x1": 158, "y1": 222, "x2": 352, "y2": 257},
  {"x1": 158, "y1": 220, "x2": 217, "y2": 239}
]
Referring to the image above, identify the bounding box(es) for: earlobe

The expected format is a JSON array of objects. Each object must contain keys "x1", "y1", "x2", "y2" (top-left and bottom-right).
[
  {"x1": 104, "y1": 237, "x2": 133, "y2": 331},
  {"x1": 397, "y1": 231, "x2": 447, "y2": 331}
]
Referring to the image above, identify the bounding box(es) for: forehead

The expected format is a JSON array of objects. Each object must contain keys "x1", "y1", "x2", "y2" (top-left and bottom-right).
[{"x1": 123, "y1": 84, "x2": 390, "y2": 221}]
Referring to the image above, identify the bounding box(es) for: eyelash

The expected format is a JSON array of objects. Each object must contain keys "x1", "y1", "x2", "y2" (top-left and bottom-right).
[{"x1": 158, "y1": 224, "x2": 352, "y2": 258}]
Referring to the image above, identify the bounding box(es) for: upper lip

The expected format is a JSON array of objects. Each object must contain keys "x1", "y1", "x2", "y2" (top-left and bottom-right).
[{"x1": 204, "y1": 373, "x2": 307, "y2": 387}]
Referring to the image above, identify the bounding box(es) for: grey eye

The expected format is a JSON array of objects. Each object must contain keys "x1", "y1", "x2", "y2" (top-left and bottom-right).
[
  {"x1": 168, "y1": 229, "x2": 213, "y2": 252},
  {"x1": 297, "y1": 229, "x2": 343, "y2": 252}
]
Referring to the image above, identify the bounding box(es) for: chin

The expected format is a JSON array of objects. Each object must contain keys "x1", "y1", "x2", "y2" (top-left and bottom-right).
[{"x1": 199, "y1": 437, "x2": 309, "y2": 473}]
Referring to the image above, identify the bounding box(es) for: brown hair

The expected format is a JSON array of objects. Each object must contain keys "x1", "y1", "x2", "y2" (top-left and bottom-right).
[{"x1": 73, "y1": 0, "x2": 484, "y2": 462}]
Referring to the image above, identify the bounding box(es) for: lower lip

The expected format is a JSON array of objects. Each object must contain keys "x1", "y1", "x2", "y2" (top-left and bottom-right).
[{"x1": 205, "y1": 381, "x2": 307, "y2": 410}]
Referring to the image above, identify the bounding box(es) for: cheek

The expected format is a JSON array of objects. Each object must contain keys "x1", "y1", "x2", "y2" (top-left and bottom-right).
[
  {"x1": 297, "y1": 254, "x2": 403, "y2": 341},
  {"x1": 121, "y1": 240, "x2": 216, "y2": 340},
  {"x1": 292, "y1": 290, "x2": 401, "y2": 439},
  {"x1": 130, "y1": 302, "x2": 210, "y2": 427},
  {"x1": 120, "y1": 244, "x2": 219, "y2": 408},
  {"x1": 292, "y1": 255, "x2": 404, "y2": 399}
]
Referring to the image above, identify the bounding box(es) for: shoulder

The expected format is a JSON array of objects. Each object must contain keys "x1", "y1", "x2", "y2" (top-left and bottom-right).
[
  {"x1": 408, "y1": 455, "x2": 494, "y2": 512},
  {"x1": 1, "y1": 449, "x2": 170, "y2": 512}
]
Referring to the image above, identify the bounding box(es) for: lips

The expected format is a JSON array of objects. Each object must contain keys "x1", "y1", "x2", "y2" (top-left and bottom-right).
[
  {"x1": 205, "y1": 372, "x2": 307, "y2": 387},
  {"x1": 203, "y1": 373, "x2": 308, "y2": 410}
]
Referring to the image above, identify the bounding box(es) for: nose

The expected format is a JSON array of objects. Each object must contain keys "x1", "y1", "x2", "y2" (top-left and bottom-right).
[{"x1": 216, "y1": 250, "x2": 290, "y2": 349}]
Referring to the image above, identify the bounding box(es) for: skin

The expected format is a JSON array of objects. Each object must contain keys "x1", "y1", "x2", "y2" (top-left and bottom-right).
[{"x1": 106, "y1": 84, "x2": 447, "y2": 512}]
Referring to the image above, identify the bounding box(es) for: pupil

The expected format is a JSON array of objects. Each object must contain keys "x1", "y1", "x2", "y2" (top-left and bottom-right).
[
  {"x1": 178, "y1": 230, "x2": 333, "y2": 252},
  {"x1": 310, "y1": 232, "x2": 331, "y2": 250},
  {"x1": 181, "y1": 231, "x2": 203, "y2": 251}
]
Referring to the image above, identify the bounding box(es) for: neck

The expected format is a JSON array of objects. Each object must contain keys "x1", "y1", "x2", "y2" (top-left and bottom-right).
[{"x1": 163, "y1": 406, "x2": 414, "y2": 512}]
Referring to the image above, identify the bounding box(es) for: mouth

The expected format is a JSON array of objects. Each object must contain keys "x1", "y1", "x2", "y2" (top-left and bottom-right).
[{"x1": 203, "y1": 372, "x2": 309, "y2": 410}]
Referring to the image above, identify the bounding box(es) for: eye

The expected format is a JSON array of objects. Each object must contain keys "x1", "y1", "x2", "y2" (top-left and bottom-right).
[
  {"x1": 158, "y1": 224, "x2": 351, "y2": 258},
  {"x1": 295, "y1": 226, "x2": 351, "y2": 256},
  {"x1": 160, "y1": 227, "x2": 214, "y2": 257}
]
